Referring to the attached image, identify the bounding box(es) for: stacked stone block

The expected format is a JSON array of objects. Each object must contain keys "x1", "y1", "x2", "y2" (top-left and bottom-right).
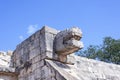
[
  {"x1": 12, "y1": 26, "x2": 67, "y2": 80},
  {"x1": 1, "y1": 26, "x2": 120, "y2": 80}
]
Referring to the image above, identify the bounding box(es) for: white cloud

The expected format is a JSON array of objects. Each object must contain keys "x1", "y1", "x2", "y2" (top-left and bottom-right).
[
  {"x1": 19, "y1": 35, "x2": 24, "y2": 41},
  {"x1": 27, "y1": 24, "x2": 38, "y2": 35},
  {"x1": 19, "y1": 24, "x2": 39, "y2": 41}
]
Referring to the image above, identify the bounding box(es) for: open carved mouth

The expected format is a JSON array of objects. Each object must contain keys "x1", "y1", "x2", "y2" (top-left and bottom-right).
[
  {"x1": 63, "y1": 33, "x2": 82, "y2": 44},
  {"x1": 54, "y1": 27, "x2": 83, "y2": 56},
  {"x1": 61, "y1": 34, "x2": 83, "y2": 55}
]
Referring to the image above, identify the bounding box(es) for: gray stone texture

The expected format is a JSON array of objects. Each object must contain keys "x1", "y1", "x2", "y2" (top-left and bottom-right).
[
  {"x1": 0, "y1": 51, "x2": 17, "y2": 80},
  {"x1": 0, "y1": 26, "x2": 120, "y2": 80}
]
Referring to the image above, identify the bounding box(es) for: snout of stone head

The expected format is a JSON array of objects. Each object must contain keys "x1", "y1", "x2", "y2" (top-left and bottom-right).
[{"x1": 63, "y1": 27, "x2": 82, "y2": 42}]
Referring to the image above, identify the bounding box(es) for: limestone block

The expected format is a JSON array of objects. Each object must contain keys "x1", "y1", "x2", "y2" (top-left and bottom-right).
[
  {"x1": 26, "y1": 66, "x2": 32, "y2": 74},
  {"x1": 51, "y1": 77, "x2": 56, "y2": 80},
  {"x1": 31, "y1": 63, "x2": 36, "y2": 71},
  {"x1": 46, "y1": 51, "x2": 53, "y2": 59},
  {"x1": 40, "y1": 34, "x2": 46, "y2": 53},
  {"x1": 21, "y1": 37, "x2": 29, "y2": 45},
  {"x1": 28, "y1": 41, "x2": 33, "y2": 51},
  {"x1": 29, "y1": 38, "x2": 40, "y2": 51},
  {"x1": 30, "y1": 34, "x2": 35, "y2": 42},
  {"x1": 29, "y1": 74, "x2": 34, "y2": 80},
  {"x1": 41, "y1": 52, "x2": 46, "y2": 60},
  {"x1": 33, "y1": 38, "x2": 40, "y2": 48},
  {"x1": 19, "y1": 69, "x2": 25, "y2": 77},
  {"x1": 19, "y1": 48, "x2": 24, "y2": 56},
  {"x1": 40, "y1": 26, "x2": 58, "y2": 57},
  {"x1": 34, "y1": 68, "x2": 41, "y2": 79},
  {"x1": 35, "y1": 30, "x2": 40, "y2": 39},
  {"x1": 45, "y1": 32, "x2": 54, "y2": 52},
  {"x1": 36, "y1": 62, "x2": 40, "y2": 69},
  {"x1": 15, "y1": 51, "x2": 21, "y2": 60},
  {"x1": 33, "y1": 55, "x2": 41, "y2": 63},
  {"x1": 16, "y1": 59, "x2": 20, "y2": 67},
  {"x1": 0, "y1": 52, "x2": 11, "y2": 67},
  {"x1": 42, "y1": 26, "x2": 58, "y2": 34},
  {"x1": 56, "y1": 72, "x2": 66, "y2": 80},
  {"x1": 16, "y1": 44, "x2": 22, "y2": 51},
  {"x1": 41, "y1": 65, "x2": 51, "y2": 80},
  {"x1": 67, "y1": 54, "x2": 75, "y2": 64},
  {"x1": 20, "y1": 53, "x2": 29, "y2": 65},
  {"x1": 0, "y1": 75, "x2": 17, "y2": 80},
  {"x1": 37, "y1": 60, "x2": 44, "y2": 68},
  {"x1": 29, "y1": 47, "x2": 40, "y2": 60}
]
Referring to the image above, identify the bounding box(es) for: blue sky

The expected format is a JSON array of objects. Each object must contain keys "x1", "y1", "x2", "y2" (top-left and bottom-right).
[{"x1": 0, "y1": 0, "x2": 120, "y2": 51}]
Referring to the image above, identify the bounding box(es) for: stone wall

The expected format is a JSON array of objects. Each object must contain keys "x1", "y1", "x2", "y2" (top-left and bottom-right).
[
  {"x1": 0, "y1": 74, "x2": 17, "y2": 80},
  {"x1": 74, "y1": 56, "x2": 120, "y2": 80},
  {"x1": 0, "y1": 51, "x2": 13, "y2": 67},
  {"x1": 0, "y1": 51, "x2": 17, "y2": 80},
  {"x1": 0, "y1": 67, "x2": 18, "y2": 80},
  {"x1": 12, "y1": 26, "x2": 68, "y2": 80},
  {"x1": 0, "y1": 26, "x2": 120, "y2": 80}
]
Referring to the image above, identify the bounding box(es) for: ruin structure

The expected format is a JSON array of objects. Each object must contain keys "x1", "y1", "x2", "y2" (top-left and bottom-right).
[{"x1": 0, "y1": 26, "x2": 120, "y2": 80}]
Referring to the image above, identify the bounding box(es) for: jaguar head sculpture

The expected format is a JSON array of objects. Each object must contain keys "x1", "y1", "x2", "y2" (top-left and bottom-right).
[{"x1": 54, "y1": 27, "x2": 83, "y2": 56}]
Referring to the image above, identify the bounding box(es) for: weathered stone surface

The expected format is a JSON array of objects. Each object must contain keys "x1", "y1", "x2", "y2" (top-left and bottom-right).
[
  {"x1": 0, "y1": 67, "x2": 15, "y2": 73},
  {"x1": 1, "y1": 26, "x2": 120, "y2": 80},
  {"x1": 45, "y1": 59, "x2": 79, "y2": 80},
  {"x1": 0, "y1": 58, "x2": 18, "y2": 80},
  {"x1": 53, "y1": 27, "x2": 83, "y2": 62},
  {"x1": 45, "y1": 55, "x2": 120, "y2": 80},
  {"x1": 0, "y1": 74, "x2": 17, "y2": 80},
  {"x1": 54, "y1": 27, "x2": 83, "y2": 55},
  {"x1": 0, "y1": 51, "x2": 12, "y2": 67},
  {"x1": 74, "y1": 56, "x2": 120, "y2": 80}
]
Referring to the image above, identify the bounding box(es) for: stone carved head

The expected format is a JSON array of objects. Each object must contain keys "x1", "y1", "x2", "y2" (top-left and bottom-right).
[{"x1": 54, "y1": 27, "x2": 83, "y2": 59}]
